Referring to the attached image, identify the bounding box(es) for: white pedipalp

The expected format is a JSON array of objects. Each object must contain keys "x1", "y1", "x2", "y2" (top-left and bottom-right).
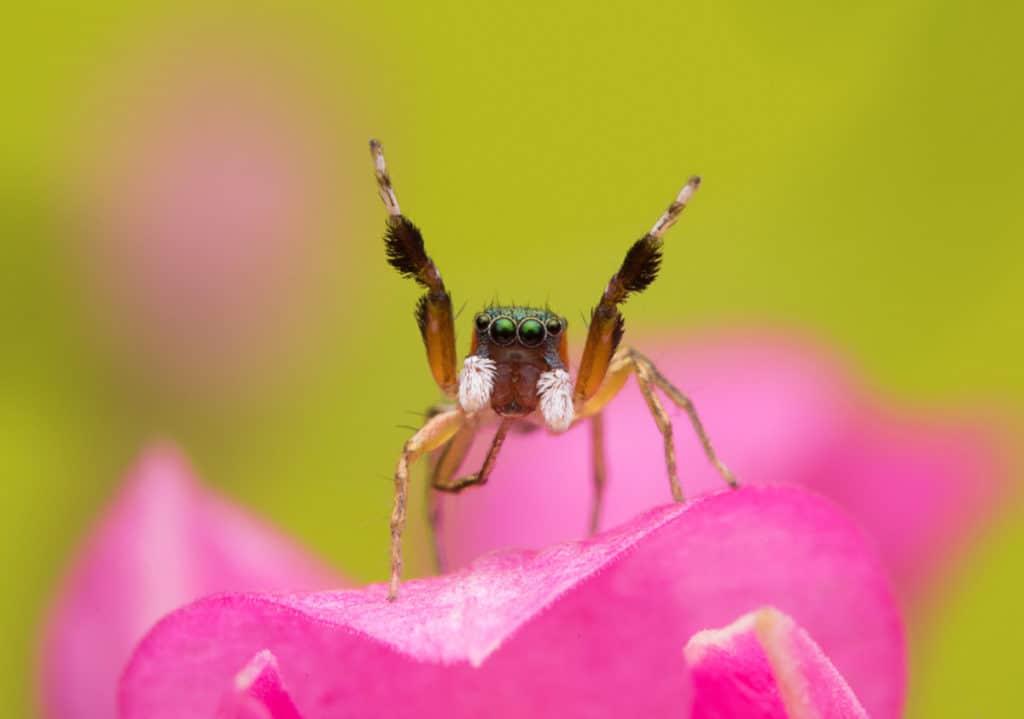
[
  {"x1": 458, "y1": 356, "x2": 497, "y2": 413},
  {"x1": 537, "y1": 368, "x2": 574, "y2": 432}
]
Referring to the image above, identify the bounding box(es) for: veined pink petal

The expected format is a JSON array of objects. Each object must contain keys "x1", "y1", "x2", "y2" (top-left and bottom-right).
[
  {"x1": 685, "y1": 607, "x2": 868, "y2": 719},
  {"x1": 436, "y1": 329, "x2": 1008, "y2": 599},
  {"x1": 39, "y1": 443, "x2": 342, "y2": 719},
  {"x1": 120, "y1": 487, "x2": 905, "y2": 719},
  {"x1": 217, "y1": 650, "x2": 304, "y2": 719}
]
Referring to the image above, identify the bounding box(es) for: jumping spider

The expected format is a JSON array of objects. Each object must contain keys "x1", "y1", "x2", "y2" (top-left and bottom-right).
[{"x1": 371, "y1": 139, "x2": 737, "y2": 600}]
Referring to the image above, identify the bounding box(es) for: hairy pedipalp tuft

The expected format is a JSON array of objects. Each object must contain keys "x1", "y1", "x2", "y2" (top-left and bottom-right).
[
  {"x1": 458, "y1": 356, "x2": 497, "y2": 413},
  {"x1": 537, "y1": 368, "x2": 574, "y2": 432}
]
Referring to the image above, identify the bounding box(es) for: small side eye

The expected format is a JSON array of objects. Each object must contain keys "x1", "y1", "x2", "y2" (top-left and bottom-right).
[
  {"x1": 489, "y1": 317, "x2": 516, "y2": 344},
  {"x1": 545, "y1": 317, "x2": 564, "y2": 335},
  {"x1": 475, "y1": 313, "x2": 491, "y2": 331}
]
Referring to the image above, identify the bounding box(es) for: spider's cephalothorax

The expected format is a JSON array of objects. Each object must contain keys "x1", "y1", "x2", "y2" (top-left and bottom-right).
[
  {"x1": 370, "y1": 139, "x2": 737, "y2": 600},
  {"x1": 460, "y1": 306, "x2": 572, "y2": 429}
]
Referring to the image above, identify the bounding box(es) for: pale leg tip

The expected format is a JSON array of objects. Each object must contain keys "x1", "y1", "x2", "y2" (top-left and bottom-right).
[{"x1": 719, "y1": 464, "x2": 739, "y2": 489}]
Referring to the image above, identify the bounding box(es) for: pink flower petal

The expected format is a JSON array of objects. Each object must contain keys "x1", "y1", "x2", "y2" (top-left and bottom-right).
[
  {"x1": 435, "y1": 329, "x2": 1008, "y2": 599},
  {"x1": 39, "y1": 443, "x2": 342, "y2": 719},
  {"x1": 217, "y1": 650, "x2": 304, "y2": 719},
  {"x1": 685, "y1": 607, "x2": 868, "y2": 719},
  {"x1": 120, "y1": 487, "x2": 905, "y2": 719},
  {"x1": 75, "y1": 46, "x2": 342, "y2": 391},
  {"x1": 802, "y1": 407, "x2": 1011, "y2": 595}
]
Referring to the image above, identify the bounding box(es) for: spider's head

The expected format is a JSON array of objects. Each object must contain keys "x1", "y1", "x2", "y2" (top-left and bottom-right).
[
  {"x1": 469, "y1": 306, "x2": 568, "y2": 366},
  {"x1": 457, "y1": 306, "x2": 575, "y2": 431}
]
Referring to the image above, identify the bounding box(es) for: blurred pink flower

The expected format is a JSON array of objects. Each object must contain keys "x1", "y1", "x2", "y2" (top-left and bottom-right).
[
  {"x1": 435, "y1": 328, "x2": 1010, "y2": 602},
  {"x1": 118, "y1": 487, "x2": 905, "y2": 718},
  {"x1": 76, "y1": 46, "x2": 341, "y2": 391},
  {"x1": 39, "y1": 445, "x2": 343, "y2": 719}
]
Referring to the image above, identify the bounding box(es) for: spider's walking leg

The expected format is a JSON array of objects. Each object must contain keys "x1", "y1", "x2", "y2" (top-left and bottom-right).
[
  {"x1": 589, "y1": 413, "x2": 608, "y2": 534},
  {"x1": 426, "y1": 421, "x2": 478, "y2": 573},
  {"x1": 390, "y1": 408, "x2": 464, "y2": 600},
  {"x1": 578, "y1": 347, "x2": 737, "y2": 503},
  {"x1": 433, "y1": 419, "x2": 512, "y2": 493},
  {"x1": 632, "y1": 349, "x2": 738, "y2": 489},
  {"x1": 633, "y1": 357, "x2": 684, "y2": 501}
]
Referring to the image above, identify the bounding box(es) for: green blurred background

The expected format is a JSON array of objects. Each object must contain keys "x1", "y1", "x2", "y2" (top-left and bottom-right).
[{"x1": 2, "y1": 1, "x2": 1021, "y2": 716}]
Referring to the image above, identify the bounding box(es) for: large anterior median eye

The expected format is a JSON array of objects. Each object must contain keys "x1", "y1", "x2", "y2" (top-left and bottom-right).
[
  {"x1": 518, "y1": 318, "x2": 545, "y2": 347},
  {"x1": 489, "y1": 317, "x2": 516, "y2": 344}
]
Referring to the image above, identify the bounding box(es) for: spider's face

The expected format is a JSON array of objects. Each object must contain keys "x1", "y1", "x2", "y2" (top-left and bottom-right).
[{"x1": 458, "y1": 306, "x2": 573, "y2": 427}]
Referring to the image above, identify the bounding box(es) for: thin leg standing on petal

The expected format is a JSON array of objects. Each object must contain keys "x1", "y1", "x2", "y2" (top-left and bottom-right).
[
  {"x1": 631, "y1": 349, "x2": 738, "y2": 489},
  {"x1": 578, "y1": 347, "x2": 737, "y2": 502},
  {"x1": 427, "y1": 421, "x2": 478, "y2": 572},
  {"x1": 390, "y1": 408, "x2": 464, "y2": 600},
  {"x1": 590, "y1": 412, "x2": 608, "y2": 534}
]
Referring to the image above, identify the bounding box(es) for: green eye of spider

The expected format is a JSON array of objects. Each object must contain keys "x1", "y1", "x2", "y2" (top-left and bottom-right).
[
  {"x1": 475, "y1": 313, "x2": 491, "y2": 331},
  {"x1": 489, "y1": 317, "x2": 516, "y2": 344},
  {"x1": 518, "y1": 318, "x2": 545, "y2": 347},
  {"x1": 545, "y1": 317, "x2": 563, "y2": 335}
]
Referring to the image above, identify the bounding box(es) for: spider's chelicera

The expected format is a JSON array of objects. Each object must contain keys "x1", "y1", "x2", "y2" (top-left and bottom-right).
[{"x1": 370, "y1": 139, "x2": 737, "y2": 600}]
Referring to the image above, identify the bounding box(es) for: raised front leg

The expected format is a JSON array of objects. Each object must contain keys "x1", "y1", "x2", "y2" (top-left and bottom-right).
[
  {"x1": 574, "y1": 177, "x2": 702, "y2": 404},
  {"x1": 371, "y1": 139, "x2": 458, "y2": 396}
]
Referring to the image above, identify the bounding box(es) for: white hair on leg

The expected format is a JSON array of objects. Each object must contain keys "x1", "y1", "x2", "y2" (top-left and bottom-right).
[
  {"x1": 538, "y1": 368, "x2": 574, "y2": 432},
  {"x1": 458, "y1": 356, "x2": 497, "y2": 413},
  {"x1": 649, "y1": 176, "x2": 701, "y2": 239},
  {"x1": 369, "y1": 138, "x2": 401, "y2": 216}
]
